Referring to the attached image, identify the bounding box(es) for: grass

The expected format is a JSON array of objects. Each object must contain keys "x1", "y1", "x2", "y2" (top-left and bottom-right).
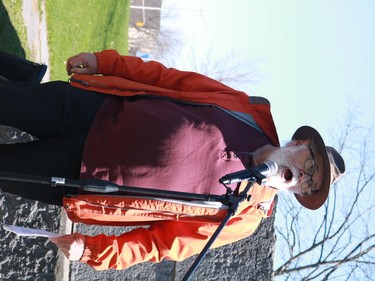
[
  {"x1": 45, "y1": 0, "x2": 130, "y2": 80},
  {"x1": 0, "y1": 0, "x2": 130, "y2": 80},
  {"x1": 0, "y1": 0, "x2": 28, "y2": 58}
]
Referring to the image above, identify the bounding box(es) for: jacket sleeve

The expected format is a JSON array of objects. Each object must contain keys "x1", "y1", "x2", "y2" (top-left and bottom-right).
[
  {"x1": 94, "y1": 49, "x2": 236, "y2": 93},
  {"x1": 80, "y1": 205, "x2": 265, "y2": 270}
]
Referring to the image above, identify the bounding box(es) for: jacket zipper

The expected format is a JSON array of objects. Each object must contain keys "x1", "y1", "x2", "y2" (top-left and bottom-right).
[
  {"x1": 69, "y1": 77, "x2": 114, "y2": 90},
  {"x1": 69, "y1": 77, "x2": 89, "y2": 86}
]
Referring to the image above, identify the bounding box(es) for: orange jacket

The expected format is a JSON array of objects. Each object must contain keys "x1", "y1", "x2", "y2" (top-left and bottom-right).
[
  {"x1": 66, "y1": 50, "x2": 280, "y2": 270},
  {"x1": 64, "y1": 183, "x2": 278, "y2": 270},
  {"x1": 70, "y1": 50, "x2": 279, "y2": 146}
]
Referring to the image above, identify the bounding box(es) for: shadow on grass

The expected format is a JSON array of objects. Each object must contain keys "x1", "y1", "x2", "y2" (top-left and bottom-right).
[{"x1": 0, "y1": 1, "x2": 25, "y2": 57}]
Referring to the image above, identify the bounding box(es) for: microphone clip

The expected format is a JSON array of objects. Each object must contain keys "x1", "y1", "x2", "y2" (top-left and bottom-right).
[{"x1": 219, "y1": 167, "x2": 266, "y2": 186}]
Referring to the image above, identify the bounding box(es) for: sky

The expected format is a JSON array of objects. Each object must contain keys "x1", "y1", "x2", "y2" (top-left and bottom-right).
[
  {"x1": 160, "y1": 0, "x2": 375, "y2": 143},
  {"x1": 158, "y1": 1, "x2": 375, "y2": 277}
]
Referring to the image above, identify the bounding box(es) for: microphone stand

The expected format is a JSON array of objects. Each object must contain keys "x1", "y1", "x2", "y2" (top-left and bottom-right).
[
  {"x1": 0, "y1": 171, "x2": 223, "y2": 203},
  {"x1": 0, "y1": 168, "x2": 266, "y2": 281},
  {"x1": 181, "y1": 168, "x2": 265, "y2": 281}
]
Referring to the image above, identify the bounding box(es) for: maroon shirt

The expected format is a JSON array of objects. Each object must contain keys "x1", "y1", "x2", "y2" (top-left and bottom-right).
[{"x1": 81, "y1": 96, "x2": 272, "y2": 195}]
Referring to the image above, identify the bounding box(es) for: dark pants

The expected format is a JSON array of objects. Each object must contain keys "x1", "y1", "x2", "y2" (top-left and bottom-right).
[{"x1": 0, "y1": 81, "x2": 106, "y2": 205}]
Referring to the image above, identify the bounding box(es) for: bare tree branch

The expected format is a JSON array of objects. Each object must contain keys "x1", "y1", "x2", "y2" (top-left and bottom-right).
[{"x1": 274, "y1": 111, "x2": 375, "y2": 280}]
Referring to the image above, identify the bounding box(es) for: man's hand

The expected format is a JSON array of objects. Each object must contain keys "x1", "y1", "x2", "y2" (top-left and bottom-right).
[
  {"x1": 49, "y1": 233, "x2": 86, "y2": 261},
  {"x1": 66, "y1": 52, "x2": 97, "y2": 76}
]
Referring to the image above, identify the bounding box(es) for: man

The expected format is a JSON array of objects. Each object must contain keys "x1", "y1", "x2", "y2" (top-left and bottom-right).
[{"x1": 0, "y1": 50, "x2": 345, "y2": 270}]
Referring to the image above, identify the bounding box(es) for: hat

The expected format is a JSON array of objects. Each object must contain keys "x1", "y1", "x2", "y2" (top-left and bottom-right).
[{"x1": 291, "y1": 126, "x2": 345, "y2": 210}]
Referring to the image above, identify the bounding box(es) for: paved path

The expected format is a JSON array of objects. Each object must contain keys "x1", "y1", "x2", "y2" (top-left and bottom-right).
[{"x1": 22, "y1": 0, "x2": 50, "y2": 81}]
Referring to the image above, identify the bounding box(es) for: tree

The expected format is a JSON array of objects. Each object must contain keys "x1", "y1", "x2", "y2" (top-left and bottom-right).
[
  {"x1": 145, "y1": 3, "x2": 261, "y2": 90},
  {"x1": 154, "y1": 42, "x2": 261, "y2": 92},
  {"x1": 273, "y1": 112, "x2": 375, "y2": 280}
]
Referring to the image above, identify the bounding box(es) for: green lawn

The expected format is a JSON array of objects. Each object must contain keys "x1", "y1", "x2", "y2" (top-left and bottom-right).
[
  {"x1": 1, "y1": 0, "x2": 130, "y2": 80},
  {"x1": 45, "y1": 0, "x2": 130, "y2": 80},
  {"x1": 0, "y1": 0, "x2": 28, "y2": 58}
]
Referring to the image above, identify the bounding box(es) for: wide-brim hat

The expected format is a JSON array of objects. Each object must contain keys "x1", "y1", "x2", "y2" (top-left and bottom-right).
[{"x1": 292, "y1": 126, "x2": 345, "y2": 210}]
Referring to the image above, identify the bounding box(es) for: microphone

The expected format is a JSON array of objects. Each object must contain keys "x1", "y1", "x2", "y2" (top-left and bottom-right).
[{"x1": 219, "y1": 161, "x2": 278, "y2": 185}]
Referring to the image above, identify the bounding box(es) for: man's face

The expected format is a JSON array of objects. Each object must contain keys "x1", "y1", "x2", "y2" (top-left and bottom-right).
[{"x1": 265, "y1": 140, "x2": 323, "y2": 195}]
